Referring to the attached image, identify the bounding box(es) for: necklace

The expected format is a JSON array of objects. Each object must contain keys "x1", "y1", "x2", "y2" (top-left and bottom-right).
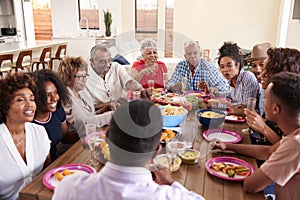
[{"x1": 12, "y1": 133, "x2": 24, "y2": 145}]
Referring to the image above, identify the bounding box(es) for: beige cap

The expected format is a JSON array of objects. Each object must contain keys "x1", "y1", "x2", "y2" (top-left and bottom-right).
[{"x1": 246, "y1": 42, "x2": 272, "y2": 61}]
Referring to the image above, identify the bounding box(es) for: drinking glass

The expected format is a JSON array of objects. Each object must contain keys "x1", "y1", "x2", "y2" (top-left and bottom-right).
[
  {"x1": 132, "y1": 90, "x2": 141, "y2": 100},
  {"x1": 181, "y1": 76, "x2": 187, "y2": 93},
  {"x1": 166, "y1": 141, "x2": 186, "y2": 171},
  {"x1": 180, "y1": 118, "x2": 196, "y2": 148},
  {"x1": 163, "y1": 73, "x2": 168, "y2": 93},
  {"x1": 85, "y1": 123, "x2": 98, "y2": 166},
  {"x1": 148, "y1": 79, "x2": 155, "y2": 91},
  {"x1": 242, "y1": 97, "x2": 257, "y2": 134}
]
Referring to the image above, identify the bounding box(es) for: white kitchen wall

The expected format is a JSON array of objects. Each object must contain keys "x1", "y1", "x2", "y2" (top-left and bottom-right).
[
  {"x1": 49, "y1": 0, "x2": 299, "y2": 57},
  {"x1": 51, "y1": 0, "x2": 122, "y2": 38},
  {"x1": 286, "y1": 0, "x2": 300, "y2": 49}
]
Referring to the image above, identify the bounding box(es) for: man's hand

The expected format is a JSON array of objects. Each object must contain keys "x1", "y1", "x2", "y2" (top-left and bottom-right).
[
  {"x1": 139, "y1": 88, "x2": 152, "y2": 99},
  {"x1": 152, "y1": 165, "x2": 174, "y2": 185},
  {"x1": 169, "y1": 82, "x2": 182, "y2": 93},
  {"x1": 210, "y1": 140, "x2": 227, "y2": 151},
  {"x1": 244, "y1": 109, "x2": 266, "y2": 133},
  {"x1": 197, "y1": 81, "x2": 209, "y2": 92}
]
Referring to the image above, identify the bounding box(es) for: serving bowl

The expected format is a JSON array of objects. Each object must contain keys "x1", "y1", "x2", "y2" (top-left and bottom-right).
[
  {"x1": 153, "y1": 154, "x2": 182, "y2": 172},
  {"x1": 178, "y1": 149, "x2": 200, "y2": 164},
  {"x1": 159, "y1": 105, "x2": 188, "y2": 127},
  {"x1": 195, "y1": 108, "x2": 226, "y2": 128}
]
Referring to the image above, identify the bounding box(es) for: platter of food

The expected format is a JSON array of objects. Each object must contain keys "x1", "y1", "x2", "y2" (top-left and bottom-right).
[
  {"x1": 160, "y1": 129, "x2": 178, "y2": 144},
  {"x1": 225, "y1": 115, "x2": 246, "y2": 123},
  {"x1": 151, "y1": 93, "x2": 185, "y2": 107},
  {"x1": 205, "y1": 156, "x2": 254, "y2": 181},
  {"x1": 204, "y1": 97, "x2": 232, "y2": 103},
  {"x1": 202, "y1": 129, "x2": 242, "y2": 144},
  {"x1": 43, "y1": 164, "x2": 96, "y2": 190},
  {"x1": 185, "y1": 90, "x2": 209, "y2": 98}
]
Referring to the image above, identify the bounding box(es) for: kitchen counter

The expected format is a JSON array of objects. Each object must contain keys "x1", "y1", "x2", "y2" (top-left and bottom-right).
[{"x1": 0, "y1": 39, "x2": 68, "y2": 55}]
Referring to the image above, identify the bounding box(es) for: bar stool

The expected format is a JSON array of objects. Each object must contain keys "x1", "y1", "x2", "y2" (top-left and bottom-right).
[
  {"x1": 11, "y1": 50, "x2": 33, "y2": 73},
  {"x1": 50, "y1": 44, "x2": 67, "y2": 70},
  {"x1": 0, "y1": 54, "x2": 14, "y2": 78},
  {"x1": 31, "y1": 47, "x2": 52, "y2": 71}
]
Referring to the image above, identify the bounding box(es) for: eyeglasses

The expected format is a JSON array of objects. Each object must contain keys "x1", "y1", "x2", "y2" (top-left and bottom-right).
[
  {"x1": 94, "y1": 58, "x2": 113, "y2": 65},
  {"x1": 74, "y1": 74, "x2": 89, "y2": 80}
]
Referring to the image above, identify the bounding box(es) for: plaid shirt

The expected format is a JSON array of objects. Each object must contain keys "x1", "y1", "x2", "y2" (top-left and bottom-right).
[{"x1": 168, "y1": 59, "x2": 229, "y2": 92}]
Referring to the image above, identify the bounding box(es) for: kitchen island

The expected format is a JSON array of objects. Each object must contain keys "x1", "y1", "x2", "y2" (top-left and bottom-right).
[{"x1": 0, "y1": 39, "x2": 68, "y2": 59}]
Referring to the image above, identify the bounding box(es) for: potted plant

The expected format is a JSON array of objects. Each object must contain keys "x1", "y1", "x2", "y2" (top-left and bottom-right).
[{"x1": 103, "y1": 9, "x2": 112, "y2": 37}]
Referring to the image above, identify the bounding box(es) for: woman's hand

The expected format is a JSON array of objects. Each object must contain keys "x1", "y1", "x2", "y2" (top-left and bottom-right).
[
  {"x1": 141, "y1": 67, "x2": 155, "y2": 76},
  {"x1": 197, "y1": 81, "x2": 209, "y2": 92},
  {"x1": 244, "y1": 108, "x2": 266, "y2": 133}
]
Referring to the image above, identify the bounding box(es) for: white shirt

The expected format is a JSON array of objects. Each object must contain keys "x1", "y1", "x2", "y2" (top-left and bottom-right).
[
  {"x1": 0, "y1": 123, "x2": 50, "y2": 200},
  {"x1": 53, "y1": 162, "x2": 205, "y2": 200},
  {"x1": 63, "y1": 87, "x2": 113, "y2": 138},
  {"x1": 86, "y1": 62, "x2": 142, "y2": 104}
]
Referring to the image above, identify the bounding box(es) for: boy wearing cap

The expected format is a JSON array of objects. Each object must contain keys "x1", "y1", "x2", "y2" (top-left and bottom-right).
[
  {"x1": 53, "y1": 100, "x2": 205, "y2": 200},
  {"x1": 247, "y1": 42, "x2": 271, "y2": 83}
]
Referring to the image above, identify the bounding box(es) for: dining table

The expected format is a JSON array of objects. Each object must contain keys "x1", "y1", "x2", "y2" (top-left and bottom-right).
[{"x1": 19, "y1": 100, "x2": 265, "y2": 200}]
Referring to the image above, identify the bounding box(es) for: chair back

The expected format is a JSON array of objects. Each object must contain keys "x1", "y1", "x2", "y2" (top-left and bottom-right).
[
  {"x1": 15, "y1": 50, "x2": 32, "y2": 72},
  {"x1": 55, "y1": 45, "x2": 67, "y2": 59},
  {"x1": 0, "y1": 54, "x2": 14, "y2": 78},
  {"x1": 40, "y1": 47, "x2": 52, "y2": 62}
]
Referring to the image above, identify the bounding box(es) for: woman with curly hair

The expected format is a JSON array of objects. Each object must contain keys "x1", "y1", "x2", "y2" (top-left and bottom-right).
[
  {"x1": 32, "y1": 69, "x2": 76, "y2": 161},
  {"x1": 0, "y1": 73, "x2": 51, "y2": 199},
  {"x1": 58, "y1": 56, "x2": 113, "y2": 138},
  {"x1": 217, "y1": 42, "x2": 259, "y2": 106}
]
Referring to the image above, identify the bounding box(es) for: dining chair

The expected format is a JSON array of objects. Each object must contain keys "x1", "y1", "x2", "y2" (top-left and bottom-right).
[
  {"x1": 31, "y1": 47, "x2": 52, "y2": 71},
  {"x1": 50, "y1": 44, "x2": 67, "y2": 70},
  {"x1": 0, "y1": 54, "x2": 14, "y2": 78},
  {"x1": 11, "y1": 50, "x2": 33, "y2": 73}
]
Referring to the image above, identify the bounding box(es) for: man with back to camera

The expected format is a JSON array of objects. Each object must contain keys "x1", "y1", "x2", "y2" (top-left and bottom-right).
[
  {"x1": 213, "y1": 72, "x2": 300, "y2": 200},
  {"x1": 168, "y1": 41, "x2": 229, "y2": 93},
  {"x1": 53, "y1": 99, "x2": 205, "y2": 200}
]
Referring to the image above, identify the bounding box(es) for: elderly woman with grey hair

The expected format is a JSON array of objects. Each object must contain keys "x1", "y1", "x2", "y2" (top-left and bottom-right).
[{"x1": 130, "y1": 38, "x2": 168, "y2": 88}]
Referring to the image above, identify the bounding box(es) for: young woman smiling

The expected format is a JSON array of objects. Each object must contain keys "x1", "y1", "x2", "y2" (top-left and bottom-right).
[{"x1": 32, "y1": 69, "x2": 75, "y2": 161}]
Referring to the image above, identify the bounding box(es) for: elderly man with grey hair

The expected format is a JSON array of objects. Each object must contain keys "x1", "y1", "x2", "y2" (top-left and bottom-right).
[
  {"x1": 130, "y1": 38, "x2": 168, "y2": 89},
  {"x1": 85, "y1": 45, "x2": 149, "y2": 113},
  {"x1": 168, "y1": 41, "x2": 229, "y2": 93},
  {"x1": 53, "y1": 100, "x2": 205, "y2": 200}
]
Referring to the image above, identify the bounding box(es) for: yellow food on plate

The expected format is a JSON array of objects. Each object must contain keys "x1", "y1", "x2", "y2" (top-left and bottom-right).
[
  {"x1": 54, "y1": 168, "x2": 75, "y2": 181},
  {"x1": 199, "y1": 111, "x2": 224, "y2": 118},
  {"x1": 54, "y1": 172, "x2": 64, "y2": 181},
  {"x1": 161, "y1": 104, "x2": 185, "y2": 116},
  {"x1": 160, "y1": 129, "x2": 176, "y2": 143},
  {"x1": 211, "y1": 162, "x2": 250, "y2": 177}
]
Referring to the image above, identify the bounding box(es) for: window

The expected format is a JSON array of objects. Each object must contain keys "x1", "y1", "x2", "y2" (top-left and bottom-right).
[
  {"x1": 78, "y1": 0, "x2": 99, "y2": 29},
  {"x1": 135, "y1": 0, "x2": 158, "y2": 33}
]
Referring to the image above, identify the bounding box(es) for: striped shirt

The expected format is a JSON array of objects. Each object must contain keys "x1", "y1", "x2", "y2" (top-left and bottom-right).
[
  {"x1": 168, "y1": 59, "x2": 229, "y2": 92},
  {"x1": 229, "y1": 69, "x2": 259, "y2": 105}
]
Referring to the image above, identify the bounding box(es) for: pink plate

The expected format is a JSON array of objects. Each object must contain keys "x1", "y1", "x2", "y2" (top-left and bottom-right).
[
  {"x1": 225, "y1": 115, "x2": 246, "y2": 123},
  {"x1": 205, "y1": 156, "x2": 254, "y2": 181},
  {"x1": 185, "y1": 91, "x2": 209, "y2": 98},
  {"x1": 43, "y1": 164, "x2": 96, "y2": 190},
  {"x1": 202, "y1": 129, "x2": 242, "y2": 144}
]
